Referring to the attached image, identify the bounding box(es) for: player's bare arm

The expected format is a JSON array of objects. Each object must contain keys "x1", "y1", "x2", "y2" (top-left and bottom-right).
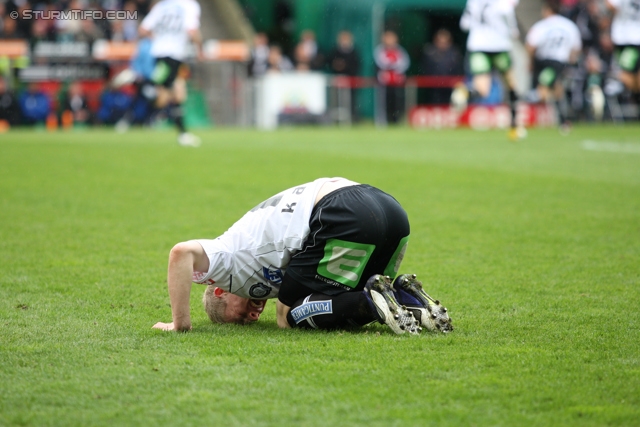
[
  {"x1": 525, "y1": 43, "x2": 536, "y2": 71},
  {"x1": 138, "y1": 26, "x2": 152, "y2": 39},
  {"x1": 153, "y1": 241, "x2": 209, "y2": 331},
  {"x1": 188, "y1": 29, "x2": 204, "y2": 61}
]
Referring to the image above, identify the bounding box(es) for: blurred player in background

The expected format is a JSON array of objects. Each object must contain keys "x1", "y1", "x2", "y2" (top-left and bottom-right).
[
  {"x1": 452, "y1": 0, "x2": 524, "y2": 141},
  {"x1": 607, "y1": 0, "x2": 640, "y2": 119},
  {"x1": 138, "y1": 0, "x2": 203, "y2": 146},
  {"x1": 526, "y1": 0, "x2": 582, "y2": 134}
]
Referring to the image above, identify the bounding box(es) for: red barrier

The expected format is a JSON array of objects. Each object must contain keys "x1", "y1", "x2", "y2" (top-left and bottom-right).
[
  {"x1": 409, "y1": 104, "x2": 558, "y2": 129},
  {"x1": 331, "y1": 75, "x2": 464, "y2": 89}
]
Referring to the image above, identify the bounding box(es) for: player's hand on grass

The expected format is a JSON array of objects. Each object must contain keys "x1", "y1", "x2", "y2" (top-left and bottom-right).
[{"x1": 152, "y1": 322, "x2": 192, "y2": 332}]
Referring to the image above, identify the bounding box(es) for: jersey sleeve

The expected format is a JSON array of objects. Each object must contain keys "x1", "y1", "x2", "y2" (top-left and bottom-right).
[
  {"x1": 505, "y1": 5, "x2": 520, "y2": 38},
  {"x1": 139, "y1": 5, "x2": 158, "y2": 31},
  {"x1": 184, "y1": 1, "x2": 201, "y2": 31},
  {"x1": 192, "y1": 239, "x2": 234, "y2": 286},
  {"x1": 525, "y1": 22, "x2": 541, "y2": 47},
  {"x1": 459, "y1": 1, "x2": 473, "y2": 31},
  {"x1": 607, "y1": 0, "x2": 621, "y2": 9}
]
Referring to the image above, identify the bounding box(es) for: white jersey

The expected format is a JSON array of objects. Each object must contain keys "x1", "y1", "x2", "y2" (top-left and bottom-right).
[
  {"x1": 608, "y1": 0, "x2": 640, "y2": 45},
  {"x1": 140, "y1": 0, "x2": 201, "y2": 61},
  {"x1": 526, "y1": 15, "x2": 582, "y2": 63},
  {"x1": 192, "y1": 178, "x2": 339, "y2": 300},
  {"x1": 460, "y1": 0, "x2": 520, "y2": 52}
]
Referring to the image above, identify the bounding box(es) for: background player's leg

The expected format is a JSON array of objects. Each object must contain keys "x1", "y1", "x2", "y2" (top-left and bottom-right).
[
  {"x1": 553, "y1": 80, "x2": 570, "y2": 133},
  {"x1": 172, "y1": 77, "x2": 200, "y2": 147}
]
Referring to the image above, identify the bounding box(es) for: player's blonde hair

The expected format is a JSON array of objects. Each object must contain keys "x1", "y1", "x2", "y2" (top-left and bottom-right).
[{"x1": 203, "y1": 286, "x2": 228, "y2": 324}]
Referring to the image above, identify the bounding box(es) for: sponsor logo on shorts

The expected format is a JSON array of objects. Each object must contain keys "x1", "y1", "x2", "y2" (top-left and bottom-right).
[
  {"x1": 249, "y1": 283, "x2": 272, "y2": 298},
  {"x1": 317, "y1": 239, "x2": 375, "y2": 288},
  {"x1": 290, "y1": 300, "x2": 333, "y2": 324}
]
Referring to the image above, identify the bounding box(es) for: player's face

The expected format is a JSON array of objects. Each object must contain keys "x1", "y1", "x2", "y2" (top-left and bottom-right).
[{"x1": 223, "y1": 294, "x2": 266, "y2": 325}]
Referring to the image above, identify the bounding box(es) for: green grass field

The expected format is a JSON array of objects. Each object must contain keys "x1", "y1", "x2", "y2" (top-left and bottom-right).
[{"x1": 1, "y1": 125, "x2": 639, "y2": 427}]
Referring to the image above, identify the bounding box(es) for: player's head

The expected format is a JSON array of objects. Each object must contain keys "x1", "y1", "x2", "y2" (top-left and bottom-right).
[
  {"x1": 542, "y1": 0, "x2": 561, "y2": 15},
  {"x1": 203, "y1": 286, "x2": 266, "y2": 325}
]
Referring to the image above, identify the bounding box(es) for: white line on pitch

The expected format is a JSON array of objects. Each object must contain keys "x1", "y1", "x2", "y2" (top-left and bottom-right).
[{"x1": 581, "y1": 140, "x2": 640, "y2": 154}]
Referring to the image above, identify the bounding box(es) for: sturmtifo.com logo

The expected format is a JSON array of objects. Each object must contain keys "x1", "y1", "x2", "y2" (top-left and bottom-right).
[{"x1": 9, "y1": 9, "x2": 137, "y2": 20}]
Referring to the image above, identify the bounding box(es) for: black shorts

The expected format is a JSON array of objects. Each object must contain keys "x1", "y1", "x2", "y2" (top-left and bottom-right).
[
  {"x1": 151, "y1": 57, "x2": 182, "y2": 88},
  {"x1": 278, "y1": 184, "x2": 410, "y2": 306},
  {"x1": 533, "y1": 59, "x2": 567, "y2": 88}
]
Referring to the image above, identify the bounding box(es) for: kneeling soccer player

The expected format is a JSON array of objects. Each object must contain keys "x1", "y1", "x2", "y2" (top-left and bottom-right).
[{"x1": 153, "y1": 177, "x2": 452, "y2": 335}]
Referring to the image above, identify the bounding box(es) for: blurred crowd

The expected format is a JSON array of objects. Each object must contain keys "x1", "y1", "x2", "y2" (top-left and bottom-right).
[
  {"x1": 247, "y1": 0, "x2": 637, "y2": 123},
  {"x1": 0, "y1": 0, "x2": 150, "y2": 44},
  {"x1": 0, "y1": 0, "x2": 638, "y2": 128},
  {"x1": 559, "y1": 0, "x2": 621, "y2": 119}
]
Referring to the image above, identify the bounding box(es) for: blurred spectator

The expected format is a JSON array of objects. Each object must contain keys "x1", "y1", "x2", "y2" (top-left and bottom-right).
[
  {"x1": 294, "y1": 42, "x2": 312, "y2": 71},
  {"x1": 121, "y1": 1, "x2": 139, "y2": 41},
  {"x1": 75, "y1": 19, "x2": 105, "y2": 44},
  {"x1": 326, "y1": 30, "x2": 361, "y2": 121},
  {"x1": 134, "y1": 0, "x2": 151, "y2": 17},
  {"x1": 92, "y1": 3, "x2": 113, "y2": 41},
  {"x1": 374, "y1": 30, "x2": 410, "y2": 124},
  {"x1": 0, "y1": 2, "x2": 5, "y2": 33},
  {"x1": 327, "y1": 31, "x2": 360, "y2": 77},
  {"x1": 248, "y1": 32, "x2": 270, "y2": 77},
  {"x1": 55, "y1": 0, "x2": 84, "y2": 42},
  {"x1": 0, "y1": 75, "x2": 21, "y2": 126},
  {"x1": 29, "y1": 19, "x2": 56, "y2": 48},
  {"x1": 97, "y1": 88, "x2": 131, "y2": 124},
  {"x1": 420, "y1": 28, "x2": 463, "y2": 104},
  {"x1": 102, "y1": 0, "x2": 120, "y2": 11},
  {"x1": 110, "y1": 19, "x2": 127, "y2": 42},
  {"x1": 1, "y1": 13, "x2": 26, "y2": 39},
  {"x1": 294, "y1": 29, "x2": 324, "y2": 71},
  {"x1": 14, "y1": 0, "x2": 33, "y2": 38},
  {"x1": 18, "y1": 83, "x2": 51, "y2": 125},
  {"x1": 60, "y1": 82, "x2": 92, "y2": 125},
  {"x1": 560, "y1": 0, "x2": 581, "y2": 15},
  {"x1": 267, "y1": 45, "x2": 294, "y2": 73}
]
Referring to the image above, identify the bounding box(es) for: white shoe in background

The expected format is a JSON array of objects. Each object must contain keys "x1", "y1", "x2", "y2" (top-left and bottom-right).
[{"x1": 178, "y1": 132, "x2": 201, "y2": 147}]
